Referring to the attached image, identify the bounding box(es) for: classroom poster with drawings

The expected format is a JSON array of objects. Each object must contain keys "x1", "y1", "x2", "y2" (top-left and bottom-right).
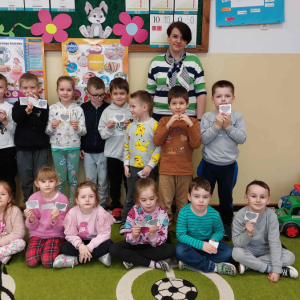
[{"x1": 61, "y1": 39, "x2": 129, "y2": 105}]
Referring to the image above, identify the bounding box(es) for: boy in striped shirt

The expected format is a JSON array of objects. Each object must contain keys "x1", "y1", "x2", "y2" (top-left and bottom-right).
[{"x1": 175, "y1": 177, "x2": 236, "y2": 275}]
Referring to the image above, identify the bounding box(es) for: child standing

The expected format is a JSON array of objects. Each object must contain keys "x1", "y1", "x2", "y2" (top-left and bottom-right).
[
  {"x1": 0, "y1": 75, "x2": 17, "y2": 196},
  {"x1": 53, "y1": 181, "x2": 115, "y2": 268},
  {"x1": 12, "y1": 73, "x2": 49, "y2": 203},
  {"x1": 0, "y1": 181, "x2": 26, "y2": 264},
  {"x1": 24, "y1": 167, "x2": 69, "y2": 268},
  {"x1": 81, "y1": 77, "x2": 109, "y2": 207},
  {"x1": 119, "y1": 91, "x2": 161, "y2": 234},
  {"x1": 175, "y1": 177, "x2": 236, "y2": 275},
  {"x1": 232, "y1": 180, "x2": 298, "y2": 281},
  {"x1": 98, "y1": 78, "x2": 131, "y2": 222},
  {"x1": 46, "y1": 76, "x2": 86, "y2": 206},
  {"x1": 197, "y1": 80, "x2": 246, "y2": 240},
  {"x1": 153, "y1": 86, "x2": 201, "y2": 225},
  {"x1": 110, "y1": 178, "x2": 174, "y2": 270}
]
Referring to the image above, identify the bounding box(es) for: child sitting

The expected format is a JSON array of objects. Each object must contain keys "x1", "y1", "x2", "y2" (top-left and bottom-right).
[
  {"x1": 110, "y1": 178, "x2": 175, "y2": 271},
  {"x1": 53, "y1": 181, "x2": 115, "y2": 268},
  {"x1": 175, "y1": 177, "x2": 236, "y2": 275},
  {"x1": 232, "y1": 180, "x2": 298, "y2": 281},
  {"x1": 24, "y1": 167, "x2": 69, "y2": 268}
]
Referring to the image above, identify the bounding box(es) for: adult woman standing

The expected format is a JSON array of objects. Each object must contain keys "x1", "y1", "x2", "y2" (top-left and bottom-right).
[{"x1": 146, "y1": 22, "x2": 207, "y2": 122}]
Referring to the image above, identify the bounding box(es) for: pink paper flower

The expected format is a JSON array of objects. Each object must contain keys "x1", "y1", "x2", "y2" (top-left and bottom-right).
[
  {"x1": 113, "y1": 12, "x2": 148, "y2": 46},
  {"x1": 31, "y1": 9, "x2": 72, "y2": 43}
]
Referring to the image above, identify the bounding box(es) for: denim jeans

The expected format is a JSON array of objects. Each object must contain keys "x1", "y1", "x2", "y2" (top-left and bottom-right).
[{"x1": 175, "y1": 241, "x2": 233, "y2": 272}]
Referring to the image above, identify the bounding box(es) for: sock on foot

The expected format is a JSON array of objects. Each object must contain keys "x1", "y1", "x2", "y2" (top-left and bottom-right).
[
  {"x1": 149, "y1": 261, "x2": 156, "y2": 269},
  {"x1": 214, "y1": 264, "x2": 218, "y2": 272}
]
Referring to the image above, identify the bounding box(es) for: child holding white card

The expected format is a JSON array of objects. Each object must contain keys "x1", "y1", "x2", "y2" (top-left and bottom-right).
[
  {"x1": 110, "y1": 178, "x2": 174, "y2": 271},
  {"x1": 232, "y1": 180, "x2": 298, "y2": 281},
  {"x1": 197, "y1": 80, "x2": 247, "y2": 240},
  {"x1": 46, "y1": 76, "x2": 86, "y2": 206},
  {"x1": 175, "y1": 177, "x2": 235, "y2": 275},
  {"x1": 24, "y1": 167, "x2": 69, "y2": 268}
]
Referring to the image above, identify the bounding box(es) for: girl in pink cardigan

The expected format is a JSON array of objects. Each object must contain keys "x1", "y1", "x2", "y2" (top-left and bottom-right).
[
  {"x1": 53, "y1": 181, "x2": 115, "y2": 268},
  {"x1": 0, "y1": 181, "x2": 26, "y2": 264}
]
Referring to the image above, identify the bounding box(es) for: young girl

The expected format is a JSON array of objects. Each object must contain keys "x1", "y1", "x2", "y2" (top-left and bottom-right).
[
  {"x1": 24, "y1": 167, "x2": 69, "y2": 268},
  {"x1": 9, "y1": 57, "x2": 23, "y2": 89},
  {"x1": 0, "y1": 181, "x2": 25, "y2": 264},
  {"x1": 53, "y1": 181, "x2": 114, "y2": 268},
  {"x1": 109, "y1": 178, "x2": 175, "y2": 271},
  {"x1": 46, "y1": 76, "x2": 86, "y2": 206}
]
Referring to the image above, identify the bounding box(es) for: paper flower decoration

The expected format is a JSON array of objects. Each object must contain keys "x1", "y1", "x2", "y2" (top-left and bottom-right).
[
  {"x1": 113, "y1": 12, "x2": 148, "y2": 46},
  {"x1": 31, "y1": 9, "x2": 72, "y2": 43}
]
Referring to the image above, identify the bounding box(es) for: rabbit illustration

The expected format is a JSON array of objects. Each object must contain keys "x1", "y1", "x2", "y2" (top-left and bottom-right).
[{"x1": 79, "y1": 1, "x2": 112, "y2": 39}]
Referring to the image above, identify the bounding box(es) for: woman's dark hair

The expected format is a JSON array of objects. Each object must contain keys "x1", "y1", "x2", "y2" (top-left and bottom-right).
[{"x1": 167, "y1": 21, "x2": 192, "y2": 44}]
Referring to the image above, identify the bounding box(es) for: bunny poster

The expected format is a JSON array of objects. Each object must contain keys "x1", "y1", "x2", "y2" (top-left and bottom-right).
[{"x1": 61, "y1": 38, "x2": 128, "y2": 105}]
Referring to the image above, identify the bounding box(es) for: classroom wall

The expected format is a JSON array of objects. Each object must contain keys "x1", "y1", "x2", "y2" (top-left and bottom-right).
[{"x1": 15, "y1": 0, "x2": 300, "y2": 206}]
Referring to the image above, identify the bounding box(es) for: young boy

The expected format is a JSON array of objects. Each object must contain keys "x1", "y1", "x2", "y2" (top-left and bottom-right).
[
  {"x1": 153, "y1": 86, "x2": 201, "y2": 225},
  {"x1": 197, "y1": 80, "x2": 246, "y2": 240},
  {"x1": 12, "y1": 73, "x2": 49, "y2": 202},
  {"x1": 81, "y1": 77, "x2": 109, "y2": 207},
  {"x1": 232, "y1": 180, "x2": 298, "y2": 281},
  {"x1": 119, "y1": 90, "x2": 161, "y2": 234},
  {"x1": 175, "y1": 177, "x2": 236, "y2": 275},
  {"x1": 98, "y1": 78, "x2": 131, "y2": 222},
  {"x1": 0, "y1": 74, "x2": 17, "y2": 196}
]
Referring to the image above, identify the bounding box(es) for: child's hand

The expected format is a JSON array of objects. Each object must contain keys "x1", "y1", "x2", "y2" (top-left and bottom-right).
[
  {"x1": 0, "y1": 110, "x2": 7, "y2": 122},
  {"x1": 24, "y1": 208, "x2": 35, "y2": 223},
  {"x1": 80, "y1": 150, "x2": 85, "y2": 159},
  {"x1": 179, "y1": 114, "x2": 193, "y2": 127},
  {"x1": 203, "y1": 242, "x2": 217, "y2": 254},
  {"x1": 268, "y1": 272, "x2": 280, "y2": 283},
  {"x1": 124, "y1": 165, "x2": 130, "y2": 178},
  {"x1": 141, "y1": 165, "x2": 152, "y2": 177},
  {"x1": 223, "y1": 113, "x2": 231, "y2": 130},
  {"x1": 78, "y1": 244, "x2": 93, "y2": 263},
  {"x1": 149, "y1": 225, "x2": 159, "y2": 237},
  {"x1": 70, "y1": 120, "x2": 78, "y2": 130},
  {"x1": 52, "y1": 119, "x2": 61, "y2": 129},
  {"x1": 51, "y1": 208, "x2": 60, "y2": 223},
  {"x1": 166, "y1": 114, "x2": 180, "y2": 130},
  {"x1": 107, "y1": 120, "x2": 115, "y2": 129},
  {"x1": 25, "y1": 101, "x2": 33, "y2": 114},
  {"x1": 246, "y1": 221, "x2": 255, "y2": 237},
  {"x1": 28, "y1": 92, "x2": 39, "y2": 100},
  {"x1": 132, "y1": 225, "x2": 141, "y2": 238},
  {"x1": 124, "y1": 119, "x2": 131, "y2": 127},
  {"x1": 215, "y1": 113, "x2": 224, "y2": 129}
]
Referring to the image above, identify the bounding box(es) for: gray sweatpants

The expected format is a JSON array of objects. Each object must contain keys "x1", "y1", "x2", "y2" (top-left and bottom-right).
[{"x1": 232, "y1": 247, "x2": 295, "y2": 273}]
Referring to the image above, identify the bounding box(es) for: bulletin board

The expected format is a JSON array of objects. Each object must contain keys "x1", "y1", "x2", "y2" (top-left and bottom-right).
[
  {"x1": 216, "y1": 0, "x2": 284, "y2": 27},
  {"x1": 0, "y1": 0, "x2": 211, "y2": 52}
]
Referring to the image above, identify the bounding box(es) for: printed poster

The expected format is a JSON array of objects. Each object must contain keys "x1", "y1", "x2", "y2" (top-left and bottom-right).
[
  {"x1": 62, "y1": 39, "x2": 129, "y2": 105},
  {"x1": 25, "y1": 0, "x2": 49, "y2": 11},
  {"x1": 150, "y1": 14, "x2": 173, "y2": 48},
  {"x1": 150, "y1": 0, "x2": 174, "y2": 14},
  {"x1": 126, "y1": 0, "x2": 149, "y2": 14},
  {"x1": 50, "y1": 0, "x2": 75, "y2": 12},
  {"x1": 0, "y1": 0, "x2": 24, "y2": 11}
]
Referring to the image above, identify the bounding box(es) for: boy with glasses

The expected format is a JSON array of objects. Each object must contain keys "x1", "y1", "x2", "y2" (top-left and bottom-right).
[{"x1": 81, "y1": 77, "x2": 109, "y2": 208}]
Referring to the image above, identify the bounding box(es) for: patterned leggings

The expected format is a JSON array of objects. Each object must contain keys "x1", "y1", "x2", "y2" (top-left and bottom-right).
[{"x1": 0, "y1": 239, "x2": 26, "y2": 258}]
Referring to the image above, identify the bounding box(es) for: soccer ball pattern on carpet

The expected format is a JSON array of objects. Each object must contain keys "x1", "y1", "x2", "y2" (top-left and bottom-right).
[{"x1": 151, "y1": 277, "x2": 198, "y2": 300}]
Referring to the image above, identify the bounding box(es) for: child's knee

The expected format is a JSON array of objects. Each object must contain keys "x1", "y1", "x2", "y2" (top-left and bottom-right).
[
  {"x1": 174, "y1": 243, "x2": 189, "y2": 260},
  {"x1": 232, "y1": 247, "x2": 244, "y2": 262},
  {"x1": 26, "y1": 255, "x2": 40, "y2": 268},
  {"x1": 15, "y1": 239, "x2": 26, "y2": 251},
  {"x1": 41, "y1": 258, "x2": 54, "y2": 269},
  {"x1": 284, "y1": 250, "x2": 295, "y2": 266},
  {"x1": 109, "y1": 243, "x2": 119, "y2": 256}
]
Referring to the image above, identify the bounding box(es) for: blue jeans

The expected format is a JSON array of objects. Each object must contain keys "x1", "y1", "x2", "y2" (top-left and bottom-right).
[{"x1": 175, "y1": 242, "x2": 233, "y2": 272}]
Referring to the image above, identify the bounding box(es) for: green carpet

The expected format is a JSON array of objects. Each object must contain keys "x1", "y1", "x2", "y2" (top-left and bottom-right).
[{"x1": 4, "y1": 224, "x2": 300, "y2": 300}]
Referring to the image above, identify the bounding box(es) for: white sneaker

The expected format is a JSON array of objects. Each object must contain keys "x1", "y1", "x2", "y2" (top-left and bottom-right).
[
  {"x1": 178, "y1": 260, "x2": 187, "y2": 270},
  {"x1": 123, "y1": 261, "x2": 133, "y2": 269},
  {"x1": 238, "y1": 263, "x2": 248, "y2": 275},
  {"x1": 98, "y1": 253, "x2": 111, "y2": 267},
  {"x1": 281, "y1": 266, "x2": 298, "y2": 278},
  {"x1": 53, "y1": 254, "x2": 78, "y2": 268}
]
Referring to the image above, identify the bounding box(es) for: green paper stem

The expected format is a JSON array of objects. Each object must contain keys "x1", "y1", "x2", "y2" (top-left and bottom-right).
[{"x1": 0, "y1": 23, "x2": 31, "y2": 37}]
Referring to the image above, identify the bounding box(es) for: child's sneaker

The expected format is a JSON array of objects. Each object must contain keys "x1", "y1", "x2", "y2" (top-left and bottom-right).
[
  {"x1": 0, "y1": 256, "x2": 12, "y2": 265},
  {"x1": 98, "y1": 253, "x2": 111, "y2": 267},
  {"x1": 178, "y1": 260, "x2": 187, "y2": 270},
  {"x1": 156, "y1": 260, "x2": 170, "y2": 272},
  {"x1": 217, "y1": 262, "x2": 236, "y2": 276},
  {"x1": 281, "y1": 266, "x2": 298, "y2": 278},
  {"x1": 53, "y1": 254, "x2": 78, "y2": 268},
  {"x1": 238, "y1": 263, "x2": 249, "y2": 275},
  {"x1": 112, "y1": 208, "x2": 122, "y2": 223},
  {"x1": 123, "y1": 261, "x2": 133, "y2": 269},
  {"x1": 119, "y1": 223, "x2": 126, "y2": 235}
]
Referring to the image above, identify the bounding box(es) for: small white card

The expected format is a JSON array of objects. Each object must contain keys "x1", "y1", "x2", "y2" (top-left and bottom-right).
[
  {"x1": 113, "y1": 113, "x2": 125, "y2": 123},
  {"x1": 26, "y1": 200, "x2": 39, "y2": 209},
  {"x1": 55, "y1": 202, "x2": 67, "y2": 211},
  {"x1": 219, "y1": 104, "x2": 231, "y2": 114},
  {"x1": 59, "y1": 113, "x2": 70, "y2": 122},
  {"x1": 209, "y1": 240, "x2": 219, "y2": 249},
  {"x1": 137, "y1": 170, "x2": 147, "y2": 178},
  {"x1": 20, "y1": 97, "x2": 47, "y2": 109},
  {"x1": 244, "y1": 211, "x2": 259, "y2": 223},
  {"x1": 135, "y1": 218, "x2": 159, "y2": 228},
  {"x1": 41, "y1": 203, "x2": 55, "y2": 210}
]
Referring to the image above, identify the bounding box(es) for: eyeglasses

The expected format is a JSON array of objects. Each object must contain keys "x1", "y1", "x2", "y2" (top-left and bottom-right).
[{"x1": 87, "y1": 89, "x2": 106, "y2": 99}]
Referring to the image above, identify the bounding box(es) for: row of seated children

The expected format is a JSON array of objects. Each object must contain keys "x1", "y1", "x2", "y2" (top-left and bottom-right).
[{"x1": 0, "y1": 167, "x2": 297, "y2": 282}]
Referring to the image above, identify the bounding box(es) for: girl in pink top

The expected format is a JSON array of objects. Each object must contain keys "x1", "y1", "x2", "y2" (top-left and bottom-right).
[
  {"x1": 109, "y1": 178, "x2": 175, "y2": 271},
  {"x1": 53, "y1": 181, "x2": 115, "y2": 268},
  {"x1": 0, "y1": 181, "x2": 25, "y2": 264},
  {"x1": 24, "y1": 167, "x2": 69, "y2": 268}
]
